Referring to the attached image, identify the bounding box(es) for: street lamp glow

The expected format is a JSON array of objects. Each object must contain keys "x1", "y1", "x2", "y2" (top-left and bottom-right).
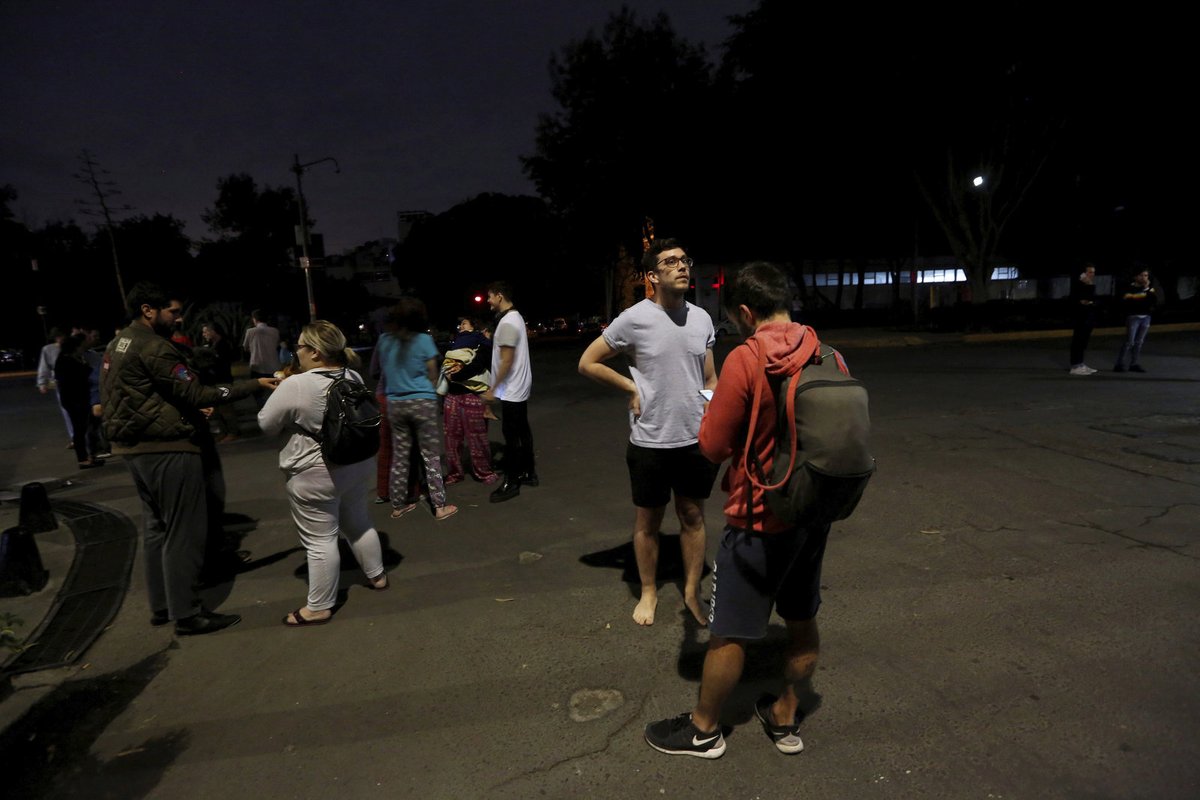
[{"x1": 972, "y1": 175, "x2": 985, "y2": 187}]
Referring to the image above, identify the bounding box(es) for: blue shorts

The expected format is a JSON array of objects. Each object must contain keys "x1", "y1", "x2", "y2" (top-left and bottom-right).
[
  {"x1": 707, "y1": 523, "x2": 831, "y2": 640},
  {"x1": 626, "y1": 442, "x2": 719, "y2": 508}
]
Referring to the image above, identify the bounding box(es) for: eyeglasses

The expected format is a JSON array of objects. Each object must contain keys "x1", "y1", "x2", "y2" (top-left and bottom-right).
[{"x1": 657, "y1": 255, "x2": 694, "y2": 269}]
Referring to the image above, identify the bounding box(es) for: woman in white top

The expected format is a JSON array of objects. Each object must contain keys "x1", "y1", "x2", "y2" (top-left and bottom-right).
[{"x1": 258, "y1": 320, "x2": 388, "y2": 626}]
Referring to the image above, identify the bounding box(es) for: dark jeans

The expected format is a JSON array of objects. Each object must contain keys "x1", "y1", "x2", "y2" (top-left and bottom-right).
[
  {"x1": 65, "y1": 402, "x2": 91, "y2": 463},
  {"x1": 1069, "y1": 322, "x2": 1094, "y2": 366},
  {"x1": 500, "y1": 400, "x2": 535, "y2": 476}
]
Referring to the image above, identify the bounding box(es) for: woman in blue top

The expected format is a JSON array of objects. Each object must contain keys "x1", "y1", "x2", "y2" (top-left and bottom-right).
[{"x1": 376, "y1": 297, "x2": 458, "y2": 520}]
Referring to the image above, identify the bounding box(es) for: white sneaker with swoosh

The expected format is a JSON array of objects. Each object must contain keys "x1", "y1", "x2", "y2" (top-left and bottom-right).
[{"x1": 645, "y1": 713, "x2": 727, "y2": 758}]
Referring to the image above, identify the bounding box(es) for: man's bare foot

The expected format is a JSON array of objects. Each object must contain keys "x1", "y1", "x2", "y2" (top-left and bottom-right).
[
  {"x1": 633, "y1": 594, "x2": 658, "y2": 626},
  {"x1": 685, "y1": 595, "x2": 709, "y2": 627}
]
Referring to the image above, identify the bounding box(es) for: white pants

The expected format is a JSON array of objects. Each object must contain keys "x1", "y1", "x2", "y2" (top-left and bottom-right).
[{"x1": 285, "y1": 459, "x2": 384, "y2": 611}]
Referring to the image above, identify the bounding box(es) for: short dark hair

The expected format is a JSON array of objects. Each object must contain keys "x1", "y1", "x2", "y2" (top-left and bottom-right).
[
  {"x1": 486, "y1": 281, "x2": 515, "y2": 303},
  {"x1": 125, "y1": 282, "x2": 170, "y2": 320},
  {"x1": 59, "y1": 333, "x2": 86, "y2": 358},
  {"x1": 250, "y1": 309, "x2": 266, "y2": 323},
  {"x1": 723, "y1": 262, "x2": 790, "y2": 318},
  {"x1": 641, "y1": 238, "x2": 686, "y2": 273}
]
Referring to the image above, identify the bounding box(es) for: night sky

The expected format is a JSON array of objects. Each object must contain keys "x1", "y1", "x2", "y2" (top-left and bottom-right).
[{"x1": 2, "y1": 1, "x2": 756, "y2": 254}]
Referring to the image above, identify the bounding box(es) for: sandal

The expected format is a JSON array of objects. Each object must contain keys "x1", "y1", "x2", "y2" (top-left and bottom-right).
[
  {"x1": 282, "y1": 608, "x2": 331, "y2": 626},
  {"x1": 390, "y1": 503, "x2": 417, "y2": 519},
  {"x1": 434, "y1": 504, "x2": 459, "y2": 521}
]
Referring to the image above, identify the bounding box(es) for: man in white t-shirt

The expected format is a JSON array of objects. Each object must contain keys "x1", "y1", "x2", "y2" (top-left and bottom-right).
[
  {"x1": 242, "y1": 310, "x2": 282, "y2": 378},
  {"x1": 483, "y1": 280, "x2": 535, "y2": 503},
  {"x1": 578, "y1": 238, "x2": 718, "y2": 626}
]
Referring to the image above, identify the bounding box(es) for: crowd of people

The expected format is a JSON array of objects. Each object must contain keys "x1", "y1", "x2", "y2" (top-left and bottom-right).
[
  {"x1": 37, "y1": 279, "x2": 540, "y2": 635},
  {"x1": 30, "y1": 255, "x2": 1169, "y2": 759}
]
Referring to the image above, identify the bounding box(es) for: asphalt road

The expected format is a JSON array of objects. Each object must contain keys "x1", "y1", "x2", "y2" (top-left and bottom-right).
[{"x1": 2, "y1": 327, "x2": 1198, "y2": 799}]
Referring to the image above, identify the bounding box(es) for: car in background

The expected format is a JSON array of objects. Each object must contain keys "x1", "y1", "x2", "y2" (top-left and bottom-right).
[
  {"x1": 576, "y1": 316, "x2": 608, "y2": 338},
  {"x1": 0, "y1": 346, "x2": 25, "y2": 371}
]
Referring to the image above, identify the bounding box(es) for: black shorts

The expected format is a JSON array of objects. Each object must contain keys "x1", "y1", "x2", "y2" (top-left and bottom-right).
[
  {"x1": 625, "y1": 442, "x2": 720, "y2": 509},
  {"x1": 707, "y1": 523, "x2": 831, "y2": 639}
]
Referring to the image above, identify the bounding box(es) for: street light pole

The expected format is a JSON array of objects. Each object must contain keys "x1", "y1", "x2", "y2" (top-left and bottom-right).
[{"x1": 290, "y1": 153, "x2": 339, "y2": 322}]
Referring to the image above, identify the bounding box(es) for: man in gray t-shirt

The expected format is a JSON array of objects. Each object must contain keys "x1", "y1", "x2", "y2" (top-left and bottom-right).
[
  {"x1": 579, "y1": 238, "x2": 718, "y2": 627},
  {"x1": 242, "y1": 310, "x2": 282, "y2": 378}
]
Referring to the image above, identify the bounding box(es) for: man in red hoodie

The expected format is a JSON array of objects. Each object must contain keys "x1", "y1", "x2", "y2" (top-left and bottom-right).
[{"x1": 645, "y1": 262, "x2": 832, "y2": 759}]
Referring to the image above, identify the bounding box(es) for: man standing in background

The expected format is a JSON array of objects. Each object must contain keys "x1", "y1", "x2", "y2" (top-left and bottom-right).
[
  {"x1": 242, "y1": 309, "x2": 281, "y2": 379},
  {"x1": 37, "y1": 326, "x2": 75, "y2": 447},
  {"x1": 484, "y1": 281, "x2": 536, "y2": 503}
]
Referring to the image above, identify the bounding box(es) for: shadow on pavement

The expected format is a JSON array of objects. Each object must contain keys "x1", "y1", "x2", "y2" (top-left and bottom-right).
[
  {"x1": 578, "y1": 533, "x2": 713, "y2": 592},
  {"x1": 288, "y1": 531, "x2": 405, "y2": 589},
  {"x1": 4, "y1": 650, "x2": 184, "y2": 800},
  {"x1": 198, "y1": 512, "x2": 301, "y2": 593}
]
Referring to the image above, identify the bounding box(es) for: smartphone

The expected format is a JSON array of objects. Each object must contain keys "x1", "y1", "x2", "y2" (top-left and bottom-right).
[{"x1": 698, "y1": 389, "x2": 713, "y2": 401}]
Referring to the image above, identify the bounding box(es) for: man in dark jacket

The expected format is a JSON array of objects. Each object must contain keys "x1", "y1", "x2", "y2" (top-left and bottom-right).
[
  {"x1": 102, "y1": 282, "x2": 277, "y2": 635},
  {"x1": 1113, "y1": 268, "x2": 1158, "y2": 373}
]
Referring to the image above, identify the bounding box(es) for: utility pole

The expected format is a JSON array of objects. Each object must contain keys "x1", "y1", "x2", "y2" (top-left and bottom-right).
[{"x1": 290, "y1": 153, "x2": 339, "y2": 322}]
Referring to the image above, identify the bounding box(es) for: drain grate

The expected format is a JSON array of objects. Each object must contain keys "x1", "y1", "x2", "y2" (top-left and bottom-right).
[{"x1": 3, "y1": 501, "x2": 137, "y2": 675}]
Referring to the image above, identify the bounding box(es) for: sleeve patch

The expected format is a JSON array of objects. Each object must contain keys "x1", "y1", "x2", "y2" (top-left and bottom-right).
[{"x1": 172, "y1": 364, "x2": 194, "y2": 382}]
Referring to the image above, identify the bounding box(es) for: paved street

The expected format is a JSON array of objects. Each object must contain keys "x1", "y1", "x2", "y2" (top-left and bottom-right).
[{"x1": 2, "y1": 326, "x2": 1199, "y2": 799}]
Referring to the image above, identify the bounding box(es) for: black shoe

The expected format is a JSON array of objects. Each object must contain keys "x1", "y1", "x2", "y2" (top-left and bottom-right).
[
  {"x1": 489, "y1": 479, "x2": 521, "y2": 503},
  {"x1": 754, "y1": 694, "x2": 805, "y2": 754},
  {"x1": 644, "y1": 712, "x2": 726, "y2": 759},
  {"x1": 175, "y1": 609, "x2": 241, "y2": 636},
  {"x1": 150, "y1": 609, "x2": 170, "y2": 627},
  {"x1": 517, "y1": 472, "x2": 539, "y2": 487},
  {"x1": 1129, "y1": 364, "x2": 1146, "y2": 373},
  {"x1": 1113, "y1": 364, "x2": 1126, "y2": 372}
]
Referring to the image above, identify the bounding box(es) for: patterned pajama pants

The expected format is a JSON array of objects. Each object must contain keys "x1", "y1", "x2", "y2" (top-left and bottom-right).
[
  {"x1": 443, "y1": 393, "x2": 497, "y2": 482},
  {"x1": 387, "y1": 398, "x2": 447, "y2": 510}
]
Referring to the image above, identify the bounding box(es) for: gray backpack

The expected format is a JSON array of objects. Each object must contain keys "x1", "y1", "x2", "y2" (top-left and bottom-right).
[{"x1": 745, "y1": 342, "x2": 875, "y2": 527}]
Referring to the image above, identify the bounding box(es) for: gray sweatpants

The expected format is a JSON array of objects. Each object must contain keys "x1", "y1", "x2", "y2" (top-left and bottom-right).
[{"x1": 125, "y1": 452, "x2": 207, "y2": 620}]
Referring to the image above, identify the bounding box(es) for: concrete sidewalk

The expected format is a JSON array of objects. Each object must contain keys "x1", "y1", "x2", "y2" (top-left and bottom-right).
[{"x1": 2, "y1": 326, "x2": 1198, "y2": 798}]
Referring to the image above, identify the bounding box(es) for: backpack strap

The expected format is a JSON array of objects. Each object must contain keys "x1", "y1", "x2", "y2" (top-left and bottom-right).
[
  {"x1": 745, "y1": 344, "x2": 798, "y2": 493},
  {"x1": 740, "y1": 326, "x2": 822, "y2": 529},
  {"x1": 298, "y1": 369, "x2": 349, "y2": 440}
]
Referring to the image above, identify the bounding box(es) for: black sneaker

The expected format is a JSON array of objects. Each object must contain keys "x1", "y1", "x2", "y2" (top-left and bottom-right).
[
  {"x1": 644, "y1": 713, "x2": 726, "y2": 758},
  {"x1": 754, "y1": 694, "x2": 805, "y2": 754},
  {"x1": 1113, "y1": 364, "x2": 1126, "y2": 372},
  {"x1": 175, "y1": 609, "x2": 241, "y2": 636},
  {"x1": 1129, "y1": 364, "x2": 1146, "y2": 373},
  {"x1": 150, "y1": 609, "x2": 170, "y2": 627},
  {"x1": 517, "y1": 472, "x2": 540, "y2": 487}
]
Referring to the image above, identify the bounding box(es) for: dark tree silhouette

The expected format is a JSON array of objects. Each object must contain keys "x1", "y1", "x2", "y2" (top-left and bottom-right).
[
  {"x1": 197, "y1": 174, "x2": 309, "y2": 310},
  {"x1": 522, "y1": 8, "x2": 716, "y2": 268},
  {"x1": 393, "y1": 193, "x2": 566, "y2": 322}
]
